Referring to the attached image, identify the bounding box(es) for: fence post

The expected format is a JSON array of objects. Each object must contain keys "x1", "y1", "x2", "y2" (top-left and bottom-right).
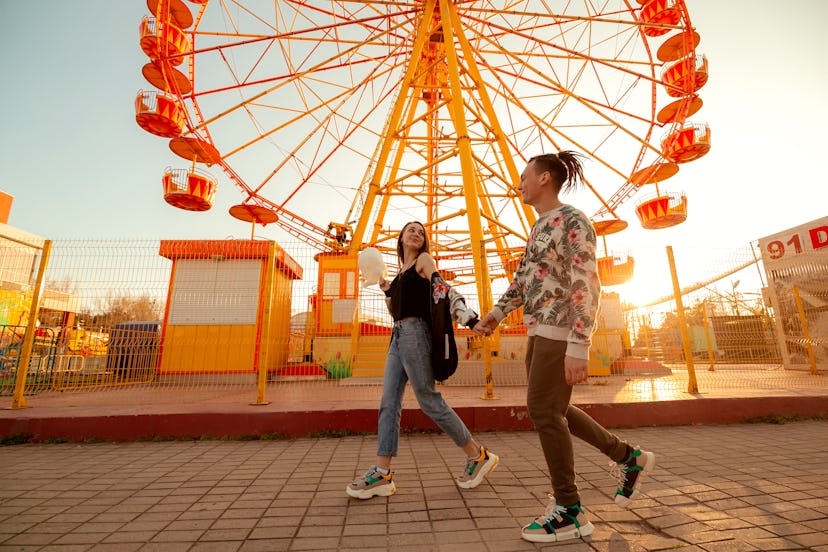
[
  {"x1": 476, "y1": 241, "x2": 496, "y2": 400},
  {"x1": 11, "y1": 240, "x2": 52, "y2": 409},
  {"x1": 252, "y1": 241, "x2": 276, "y2": 406},
  {"x1": 792, "y1": 285, "x2": 818, "y2": 375},
  {"x1": 642, "y1": 319, "x2": 650, "y2": 358},
  {"x1": 666, "y1": 245, "x2": 698, "y2": 393},
  {"x1": 702, "y1": 300, "x2": 715, "y2": 371}
]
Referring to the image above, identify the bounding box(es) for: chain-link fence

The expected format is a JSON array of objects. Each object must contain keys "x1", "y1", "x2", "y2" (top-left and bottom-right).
[{"x1": 1, "y1": 236, "x2": 825, "y2": 409}]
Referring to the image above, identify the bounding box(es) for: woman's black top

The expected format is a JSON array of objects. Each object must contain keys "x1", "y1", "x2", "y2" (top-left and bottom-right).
[{"x1": 387, "y1": 264, "x2": 430, "y2": 322}]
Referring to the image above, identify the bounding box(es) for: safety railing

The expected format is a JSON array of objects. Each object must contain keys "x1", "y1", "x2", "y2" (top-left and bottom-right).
[{"x1": 0, "y1": 238, "x2": 825, "y2": 408}]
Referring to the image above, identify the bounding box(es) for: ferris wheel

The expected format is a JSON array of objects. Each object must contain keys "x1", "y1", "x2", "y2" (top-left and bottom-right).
[{"x1": 135, "y1": 0, "x2": 710, "y2": 304}]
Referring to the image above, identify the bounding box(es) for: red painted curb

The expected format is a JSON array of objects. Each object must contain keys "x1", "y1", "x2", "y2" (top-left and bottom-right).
[{"x1": 2, "y1": 397, "x2": 825, "y2": 442}]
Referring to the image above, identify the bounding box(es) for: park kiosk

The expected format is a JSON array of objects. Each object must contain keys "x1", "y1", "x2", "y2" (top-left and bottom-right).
[{"x1": 158, "y1": 239, "x2": 301, "y2": 376}]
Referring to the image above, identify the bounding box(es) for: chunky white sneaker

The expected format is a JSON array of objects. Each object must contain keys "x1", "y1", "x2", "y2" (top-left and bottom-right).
[
  {"x1": 521, "y1": 501, "x2": 594, "y2": 543},
  {"x1": 456, "y1": 446, "x2": 499, "y2": 489},
  {"x1": 346, "y1": 466, "x2": 396, "y2": 499},
  {"x1": 612, "y1": 448, "x2": 656, "y2": 507}
]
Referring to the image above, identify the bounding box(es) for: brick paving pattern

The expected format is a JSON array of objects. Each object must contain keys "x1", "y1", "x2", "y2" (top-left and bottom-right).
[{"x1": 1, "y1": 420, "x2": 827, "y2": 551}]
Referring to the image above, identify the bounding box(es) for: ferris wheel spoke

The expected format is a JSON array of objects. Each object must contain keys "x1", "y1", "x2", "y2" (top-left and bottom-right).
[{"x1": 150, "y1": 0, "x2": 705, "y2": 262}]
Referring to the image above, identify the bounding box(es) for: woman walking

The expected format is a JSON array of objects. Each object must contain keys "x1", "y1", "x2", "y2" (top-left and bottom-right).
[{"x1": 346, "y1": 221, "x2": 498, "y2": 499}]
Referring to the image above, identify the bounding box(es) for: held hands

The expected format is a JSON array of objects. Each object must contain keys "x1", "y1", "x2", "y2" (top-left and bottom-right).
[
  {"x1": 473, "y1": 313, "x2": 499, "y2": 336},
  {"x1": 472, "y1": 315, "x2": 588, "y2": 384},
  {"x1": 564, "y1": 355, "x2": 589, "y2": 385}
]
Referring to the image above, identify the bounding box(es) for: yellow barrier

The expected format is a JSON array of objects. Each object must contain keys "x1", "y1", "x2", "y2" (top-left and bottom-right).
[{"x1": 0, "y1": 238, "x2": 825, "y2": 409}]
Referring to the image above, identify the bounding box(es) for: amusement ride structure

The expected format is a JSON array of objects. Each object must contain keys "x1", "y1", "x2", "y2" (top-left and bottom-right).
[{"x1": 134, "y1": 0, "x2": 711, "y2": 375}]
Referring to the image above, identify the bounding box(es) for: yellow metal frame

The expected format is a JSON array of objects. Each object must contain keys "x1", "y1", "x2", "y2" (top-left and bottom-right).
[
  {"x1": 12, "y1": 240, "x2": 52, "y2": 409},
  {"x1": 142, "y1": 1, "x2": 705, "y2": 397}
]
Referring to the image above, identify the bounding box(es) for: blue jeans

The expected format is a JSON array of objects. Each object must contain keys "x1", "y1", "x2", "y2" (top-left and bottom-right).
[{"x1": 377, "y1": 317, "x2": 472, "y2": 457}]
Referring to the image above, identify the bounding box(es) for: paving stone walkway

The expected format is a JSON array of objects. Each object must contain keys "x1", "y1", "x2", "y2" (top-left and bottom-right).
[{"x1": 1, "y1": 420, "x2": 827, "y2": 551}]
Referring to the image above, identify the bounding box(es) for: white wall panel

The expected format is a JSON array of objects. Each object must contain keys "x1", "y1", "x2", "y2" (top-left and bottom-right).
[{"x1": 168, "y1": 259, "x2": 261, "y2": 325}]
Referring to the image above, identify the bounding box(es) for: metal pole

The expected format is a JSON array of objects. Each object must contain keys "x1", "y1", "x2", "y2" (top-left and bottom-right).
[
  {"x1": 702, "y1": 300, "x2": 715, "y2": 371},
  {"x1": 439, "y1": 3, "x2": 496, "y2": 399},
  {"x1": 643, "y1": 320, "x2": 650, "y2": 359},
  {"x1": 666, "y1": 246, "x2": 698, "y2": 393},
  {"x1": 11, "y1": 240, "x2": 52, "y2": 409},
  {"x1": 252, "y1": 242, "x2": 275, "y2": 405},
  {"x1": 792, "y1": 285, "x2": 817, "y2": 375}
]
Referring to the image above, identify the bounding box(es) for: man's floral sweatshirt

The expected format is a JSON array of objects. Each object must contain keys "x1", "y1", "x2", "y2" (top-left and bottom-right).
[{"x1": 490, "y1": 204, "x2": 601, "y2": 360}]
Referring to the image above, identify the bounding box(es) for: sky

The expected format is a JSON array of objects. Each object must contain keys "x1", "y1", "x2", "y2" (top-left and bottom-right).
[{"x1": 1, "y1": 1, "x2": 827, "y2": 306}]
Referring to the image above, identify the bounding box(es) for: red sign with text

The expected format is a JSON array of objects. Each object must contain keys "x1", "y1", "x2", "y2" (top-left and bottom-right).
[{"x1": 758, "y1": 216, "x2": 828, "y2": 266}]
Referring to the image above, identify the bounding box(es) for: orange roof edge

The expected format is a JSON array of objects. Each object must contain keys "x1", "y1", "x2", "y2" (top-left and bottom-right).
[{"x1": 159, "y1": 240, "x2": 302, "y2": 279}]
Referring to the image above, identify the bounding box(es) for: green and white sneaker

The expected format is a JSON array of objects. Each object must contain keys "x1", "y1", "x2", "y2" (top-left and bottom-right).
[
  {"x1": 456, "y1": 446, "x2": 499, "y2": 489},
  {"x1": 521, "y1": 501, "x2": 594, "y2": 543},
  {"x1": 346, "y1": 466, "x2": 396, "y2": 499},
  {"x1": 612, "y1": 448, "x2": 656, "y2": 507}
]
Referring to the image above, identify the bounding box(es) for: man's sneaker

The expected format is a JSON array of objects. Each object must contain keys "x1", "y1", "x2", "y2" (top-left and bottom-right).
[
  {"x1": 521, "y1": 501, "x2": 594, "y2": 543},
  {"x1": 612, "y1": 448, "x2": 656, "y2": 507},
  {"x1": 456, "y1": 446, "x2": 499, "y2": 489},
  {"x1": 346, "y1": 466, "x2": 396, "y2": 499}
]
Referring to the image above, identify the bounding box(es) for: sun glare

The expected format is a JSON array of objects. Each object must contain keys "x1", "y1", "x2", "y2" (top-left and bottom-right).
[{"x1": 610, "y1": 273, "x2": 675, "y2": 308}]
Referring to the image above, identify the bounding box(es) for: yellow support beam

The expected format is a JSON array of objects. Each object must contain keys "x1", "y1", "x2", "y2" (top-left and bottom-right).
[{"x1": 12, "y1": 240, "x2": 52, "y2": 409}]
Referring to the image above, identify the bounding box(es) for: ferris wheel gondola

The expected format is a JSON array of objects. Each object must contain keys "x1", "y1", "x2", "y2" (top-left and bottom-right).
[{"x1": 134, "y1": 0, "x2": 711, "y2": 287}]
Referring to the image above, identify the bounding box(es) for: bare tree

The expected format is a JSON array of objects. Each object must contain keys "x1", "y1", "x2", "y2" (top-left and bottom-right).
[
  {"x1": 46, "y1": 275, "x2": 79, "y2": 295},
  {"x1": 82, "y1": 294, "x2": 163, "y2": 328}
]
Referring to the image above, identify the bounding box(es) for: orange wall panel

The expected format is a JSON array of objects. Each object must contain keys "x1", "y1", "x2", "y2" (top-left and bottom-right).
[{"x1": 160, "y1": 324, "x2": 257, "y2": 373}]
